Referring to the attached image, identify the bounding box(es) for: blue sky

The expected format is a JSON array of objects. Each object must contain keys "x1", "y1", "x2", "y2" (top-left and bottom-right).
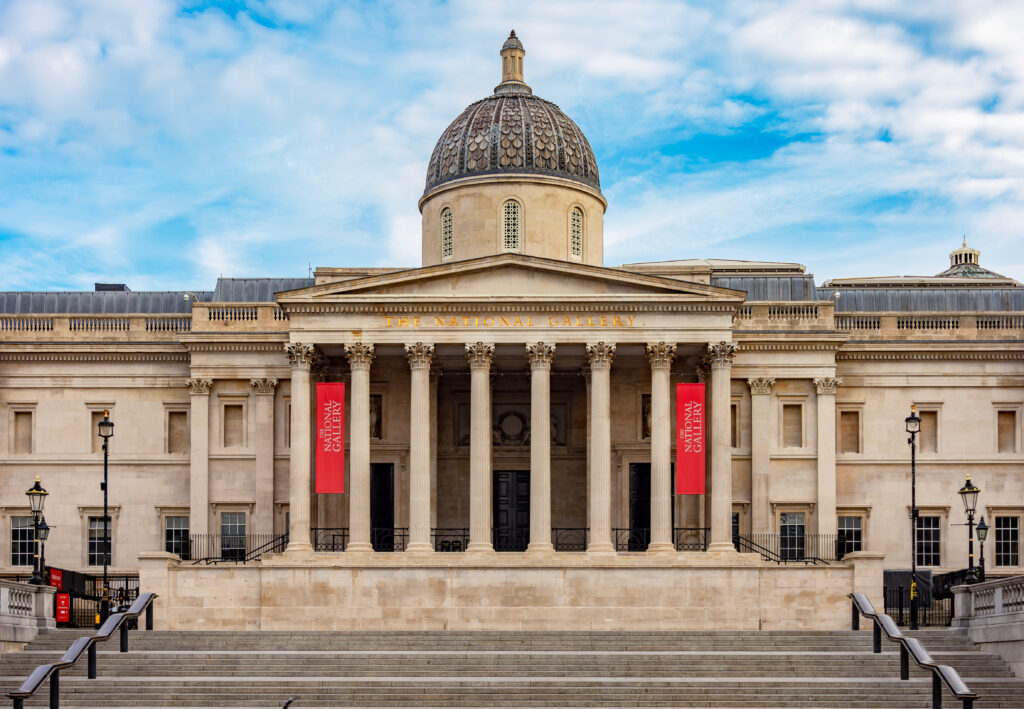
[{"x1": 1, "y1": 0, "x2": 1022, "y2": 291}]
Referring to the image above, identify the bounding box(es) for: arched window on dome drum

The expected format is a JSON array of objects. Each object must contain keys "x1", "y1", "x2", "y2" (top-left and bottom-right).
[
  {"x1": 503, "y1": 200, "x2": 521, "y2": 252},
  {"x1": 440, "y1": 207, "x2": 454, "y2": 260},
  {"x1": 569, "y1": 207, "x2": 584, "y2": 259}
]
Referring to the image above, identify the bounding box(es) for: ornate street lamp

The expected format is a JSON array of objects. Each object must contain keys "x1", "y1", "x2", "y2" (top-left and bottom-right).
[
  {"x1": 97, "y1": 410, "x2": 114, "y2": 621},
  {"x1": 905, "y1": 405, "x2": 921, "y2": 630},
  {"x1": 958, "y1": 475, "x2": 981, "y2": 584},
  {"x1": 976, "y1": 516, "x2": 989, "y2": 583},
  {"x1": 37, "y1": 517, "x2": 50, "y2": 584},
  {"x1": 25, "y1": 478, "x2": 48, "y2": 585}
]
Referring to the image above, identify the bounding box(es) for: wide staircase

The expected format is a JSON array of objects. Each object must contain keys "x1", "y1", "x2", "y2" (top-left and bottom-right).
[{"x1": 2, "y1": 629, "x2": 1022, "y2": 707}]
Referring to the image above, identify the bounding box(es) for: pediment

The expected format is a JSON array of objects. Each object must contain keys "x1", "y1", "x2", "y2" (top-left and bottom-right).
[{"x1": 277, "y1": 254, "x2": 742, "y2": 302}]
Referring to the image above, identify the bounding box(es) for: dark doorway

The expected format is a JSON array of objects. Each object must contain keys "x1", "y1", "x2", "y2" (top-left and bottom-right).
[
  {"x1": 493, "y1": 470, "x2": 530, "y2": 551},
  {"x1": 370, "y1": 463, "x2": 395, "y2": 551},
  {"x1": 628, "y1": 463, "x2": 651, "y2": 551}
]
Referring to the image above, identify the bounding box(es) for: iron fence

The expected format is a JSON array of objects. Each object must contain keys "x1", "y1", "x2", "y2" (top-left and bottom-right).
[
  {"x1": 493, "y1": 527, "x2": 529, "y2": 552},
  {"x1": 740, "y1": 533, "x2": 840, "y2": 562},
  {"x1": 553, "y1": 527, "x2": 589, "y2": 551},
  {"x1": 312, "y1": 527, "x2": 348, "y2": 551},
  {"x1": 673, "y1": 527, "x2": 709, "y2": 551},
  {"x1": 188, "y1": 534, "x2": 284, "y2": 562},
  {"x1": 432, "y1": 528, "x2": 469, "y2": 552},
  {"x1": 613, "y1": 527, "x2": 649, "y2": 552},
  {"x1": 371, "y1": 527, "x2": 407, "y2": 552},
  {"x1": 885, "y1": 586, "x2": 953, "y2": 627}
]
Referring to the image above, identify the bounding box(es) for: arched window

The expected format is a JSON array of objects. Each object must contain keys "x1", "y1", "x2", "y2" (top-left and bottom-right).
[
  {"x1": 503, "y1": 199, "x2": 521, "y2": 252},
  {"x1": 440, "y1": 207, "x2": 454, "y2": 260},
  {"x1": 569, "y1": 207, "x2": 584, "y2": 259}
]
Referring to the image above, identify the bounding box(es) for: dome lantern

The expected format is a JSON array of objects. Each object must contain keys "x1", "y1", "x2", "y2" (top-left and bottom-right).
[{"x1": 498, "y1": 30, "x2": 527, "y2": 90}]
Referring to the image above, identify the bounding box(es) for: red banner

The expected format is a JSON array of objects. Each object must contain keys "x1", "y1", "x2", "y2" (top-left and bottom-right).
[
  {"x1": 676, "y1": 383, "x2": 706, "y2": 494},
  {"x1": 315, "y1": 383, "x2": 346, "y2": 493},
  {"x1": 55, "y1": 593, "x2": 70, "y2": 623},
  {"x1": 48, "y1": 568, "x2": 62, "y2": 591}
]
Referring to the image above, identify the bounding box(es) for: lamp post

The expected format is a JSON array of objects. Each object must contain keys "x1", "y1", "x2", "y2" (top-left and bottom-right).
[
  {"x1": 97, "y1": 410, "x2": 114, "y2": 622},
  {"x1": 958, "y1": 474, "x2": 980, "y2": 584},
  {"x1": 906, "y1": 405, "x2": 921, "y2": 630},
  {"x1": 976, "y1": 516, "x2": 989, "y2": 583},
  {"x1": 37, "y1": 517, "x2": 50, "y2": 584},
  {"x1": 25, "y1": 478, "x2": 48, "y2": 585}
]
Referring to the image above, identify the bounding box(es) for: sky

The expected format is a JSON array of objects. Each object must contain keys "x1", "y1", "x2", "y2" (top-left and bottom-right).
[{"x1": 1, "y1": 0, "x2": 1023, "y2": 292}]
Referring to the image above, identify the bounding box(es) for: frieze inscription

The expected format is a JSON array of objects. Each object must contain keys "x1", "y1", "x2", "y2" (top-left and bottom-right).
[{"x1": 384, "y1": 314, "x2": 637, "y2": 328}]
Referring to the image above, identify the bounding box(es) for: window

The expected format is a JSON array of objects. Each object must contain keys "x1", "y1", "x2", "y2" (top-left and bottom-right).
[
  {"x1": 916, "y1": 516, "x2": 940, "y2": 567},
  {"x1": 168, "y1": 411, "x2": 189, "y2": 454},
  {"x1": 839, "y1": 410, "x2": 860, "y2": 453},
  {"x1": 998, "y1": 410, "x2": 1017, "y2": 453},
  {"x1": 919, "y1": 410, "x2": 938, "y2": 453},
  {"x1": 88, "y1": 516, "x2": 111, "y2": 566},
  {"x1": 782, "y1": 404, "x2": 802, "y2": 447},
  {"x1": 780, "y1": 513, "x2": 805, "y2": 560},
  {"x1": 995, "y1": 516, "x2": 1019, "y2": 567},
  {"x1": 502, "y1": 199, "x2": 521, "y2": 251},
  {"x1": 569, "y1": 207, "x2": 583, "y2": 259},
  {"x1": 220, "y1": 512, "x2": 246, "y2": 561},
  {"x1": 223, "y1": 404, "x2": 244, "y2": 448},
  {"x1": 730, "y1": 403, "x2": 739, "y2": 448},
  {"x1": 164, "y1": 516, "x2": 190, "y2": 560},
  {"x1": 837, "y1": 516, "x2": 863, "y2": 557},
  {"x1": 13, "y1": 411, "x2": 32, "y2": 454},
  {"x1": 440, "y1": 207, "x2": 454, "y2": 260},
  {"x1": 11, "y1": 516, "x2": 34, "y2": 566}
]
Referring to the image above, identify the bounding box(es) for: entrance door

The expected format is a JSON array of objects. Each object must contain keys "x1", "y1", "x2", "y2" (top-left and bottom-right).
[
  {"x1": 493, "y1": 470, "x2": 530, "y2": 551},
  {"x1": 628, "y1": 463, "x2": 651, "y2": 551},
  {"x1": 370, "y1": 463, "x2": 395, "y2": 551}
]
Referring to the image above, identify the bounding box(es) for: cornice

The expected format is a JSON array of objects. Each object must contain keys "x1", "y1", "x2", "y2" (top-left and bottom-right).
[
  {"x1": 738, "y1": 342, "x2": 844, "y2": 352},
  {"x1": 283, "y1": 301, "x2": 738, "y2": 315},
  {"x1": 837, "y1": 351, "x2": 1024, "y2": 361},
  {"x1": 0, "y1": 351, "x2": 188, "y2": 363},
  {"x1": 186, "y1": 342, "x2": 288, "y2": 353}
]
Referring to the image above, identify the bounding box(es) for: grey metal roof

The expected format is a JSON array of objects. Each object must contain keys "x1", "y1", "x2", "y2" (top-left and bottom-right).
[
  {"x1": 711, "y1": 276, "x2": 818, "y2": 301},
  {"x1": 211, "y1": 278, "x2": 315, "y2": 302},
  {"x1": 0, "y1": 291, "x2": 212, "y2": 314},
  {"x1": 823, "y1": 287, "x2": 1024, "y2": 312}
]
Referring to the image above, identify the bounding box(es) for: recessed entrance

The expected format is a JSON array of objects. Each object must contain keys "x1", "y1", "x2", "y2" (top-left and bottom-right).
[
  {"x1": 370, "y1": 462, "x2": 395, "y2": 551},
  {"x1": 493, "y1": 469, "x2": 530, "y2": 551},
  {"x1": 628, "y1": 463, "x2": 651, "y2": 551}
]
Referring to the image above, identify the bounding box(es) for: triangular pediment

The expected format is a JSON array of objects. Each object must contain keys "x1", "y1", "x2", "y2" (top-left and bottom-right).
[{"x1": 277, "y1": 254, "x2": 743, "y2": 302}]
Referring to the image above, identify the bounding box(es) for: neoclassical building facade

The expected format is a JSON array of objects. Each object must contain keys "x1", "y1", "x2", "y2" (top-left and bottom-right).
[{"x1": 1, "y1": 33, "x2": 1022, "y2": 630}]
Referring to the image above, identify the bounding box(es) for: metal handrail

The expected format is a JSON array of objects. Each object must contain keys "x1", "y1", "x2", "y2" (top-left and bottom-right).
[
  {"x1": 8, "y1": 592, "x2": 158, "y2": 709},
  {"x1": 734, "y1": 534, "x2": 828, "y2": 565},
  {"x1": 849, "y1": 592, "x2": 977, "y2": 708},
  {"x1": 190, "y1": 533, "x2": 288, "y2": 564}
]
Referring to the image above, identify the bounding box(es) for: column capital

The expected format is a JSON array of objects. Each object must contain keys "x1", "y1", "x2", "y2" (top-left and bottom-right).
[
  {"x1": 188, "y1": 377, "x2": 212, "y2": 395},
  {"x1": 707, "y1": 341, "x2": 737, "y2": 370},
  {"x1": 646, "y1": 342, "x2": 677, "y2": 369},
  {"x1": 747, "y1": 377, "x2": 776, "y2": 395},
  {"x1": 285, "y1": 343, "x2": 316, "y2": 369},
  {"x1": 526, "y1": 342, "x2": 556, "y2": 369},
  {"x1": 585, "y1": 342, "x2": 615, "y2": 369},
  {"x1": 405, "y1": 342, "x2": 435, "y2": 370},
  {"x1": 814, "y1": 377, "x2": 842, "y2": 395},
  {"x1": 465, "y1": 342, "x2": 495, "y2": 369},
  {"x1": 345, "y1": 342, "x2": 375, "y2": 371},
  {"x1": 250, "y1": 378, "x2": 278, "y2": 395}
]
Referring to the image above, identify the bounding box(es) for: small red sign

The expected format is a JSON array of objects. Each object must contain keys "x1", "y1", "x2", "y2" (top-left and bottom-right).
[
  {"x1": 48, "y1": 568, "x2": 63, "y2": 591},
  {"x1": 676, "y1": 383, "x2": 706, "y2": 494},
  {"x1": 316, "y1": 382, "x2": 346, "y2": 493},
  {"x1": 55, "y1": 593, "x2": 70, "y2": 623}
]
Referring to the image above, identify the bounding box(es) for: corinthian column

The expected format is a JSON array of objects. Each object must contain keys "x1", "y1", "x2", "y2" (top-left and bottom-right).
[
  {"x1": 707, "y1": 341, "x2": 737, "y2": 552},
  {"x1": 405, "y1": 343, "x2": 435, "y2": 553},
  {"x1": 188, "y1": 377, "x2": 212, "y2": 538},
  {"x1": 647, "y1": 342, "x2": 676, "y2": 553},
  {"x1": 284, "y1": 344, "x2": 315, "y2": 552},
  {"x1": 586, "y1": 342, "x2": 615, "y2": 553},
  {"x1": 526, "y1": 342, "x2": 555, "y2": 552},
  {"x1": 748, "y1": 377, "x2": 775, "y2": 534},
  {"x1": 814, "y1": 377, "x2": 841, "y2": 538},
  {"x1": 345, "y1": 342, "x2": 375, "y2": 552},
  {"x1": 466, "y1": 342, "x2": 495, "y2": 552}
]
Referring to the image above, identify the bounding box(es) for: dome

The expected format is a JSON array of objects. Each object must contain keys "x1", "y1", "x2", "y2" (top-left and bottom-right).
[{"x1": 423, "y1": 32, "x2": 600, "y2": 196}]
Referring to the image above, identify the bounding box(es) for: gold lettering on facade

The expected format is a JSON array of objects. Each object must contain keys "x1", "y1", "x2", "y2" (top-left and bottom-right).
[{"x1": 383, "y1": 313, "x2": 639, "y2": 328}]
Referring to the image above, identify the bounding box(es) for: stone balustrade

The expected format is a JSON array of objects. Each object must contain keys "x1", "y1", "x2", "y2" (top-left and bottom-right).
[
  {"x1": 190, "y1": 303, "x2": 288, "y2": 333},
  {"x1": 0, "y1": 580, "x2": 56, "y2": 652},
  {"x1": 952, "y1": 575, "x2": 1024, "y2": 676},
  {"x1": 836, "y1": 312, "x2": 1024, "y2": 341}
]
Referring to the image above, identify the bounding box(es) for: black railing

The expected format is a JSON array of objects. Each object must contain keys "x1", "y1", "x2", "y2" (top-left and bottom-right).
[
  {"x1": 188, "y1": 534, "x2": 286, "y2": 564},
  {"x1": 493, "y1": 527, "x2": 528, "y2": 552},
  {"x1": 432, "y1": 528, "x2": 469, "y2": 552},
  {"x1": 8, "y1": 593, "x2": 157, "y2": 709},
  {"x1": 673, "y1": 527, "x2": 709, "y2": 551},
  {"x1": 613, "y1": 527, "x2": 649, "y2": 551},
  {"x1": 372, "y1": 527, "x2": 407, "y2": 552},
  {"x1": 312, "y1": 527, "x2": 348, "y2": 551},
  {"x1": 885, "y1": 586, "x2": 953, "y2": 627},
  {"x1": 849, "y1": 593, "x2": 976, "y2": 708},
  {"x1": 553, "y1": 527, "x2": 589, "y2": 551},
  {"x1": 734, "y1": 533, "x2": 831, "y2": 564}
]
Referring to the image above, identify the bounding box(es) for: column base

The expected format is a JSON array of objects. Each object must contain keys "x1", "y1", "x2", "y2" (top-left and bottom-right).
[
  {"x1": 345, "y1": 542, "x2": 373, "y2": 553},
  {"x1": 285, "y1": 541, "x2": 313, "y2": 554},
  {"x1": 465, "y1": 542, "x2": 494, "y2": 553},
  {"x1": 586, "y1": 543, "x2": 616, "y2": 554},
  {"x1": 405, "y1": 542, "x2": 434, "y2": 554},
  {"x1": 647, "y1": 541, "x2": 676, "y2": 554},
  {"x1": 526, "y1": 542, "x2": 554, "y2": 554},
  {"x1": 707, "y1": 541, "x2": 740, "y2": 553}
]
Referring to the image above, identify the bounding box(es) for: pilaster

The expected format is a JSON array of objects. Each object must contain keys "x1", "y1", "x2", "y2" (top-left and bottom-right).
[
  {"x1": 188, "y1": 377, "x2": 212, "y2": 538},
  {"x1": 747, "y1": 377, "x2": 775, "y2": 535},
  {"x1": 249, "y1": 378, "x2": 278, "y2": 535},
  {"x1": 814, "y1": 376, "x2": 841, "y2": 537}
]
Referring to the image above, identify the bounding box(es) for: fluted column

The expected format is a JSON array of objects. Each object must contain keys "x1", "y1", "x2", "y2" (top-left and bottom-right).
[
  {"x1": 466, "y1": 342, "x2": 495, "y2": 552},
  {"x1": 345, "y1": 342, "x2": 375, "y2": 552},
  {"x1": 285, "y1": 344, "x2": 314, "y2": 552},
  {"x1": 526, "y1": 342, "x2": 555, "y2": 552},
  {"x1": 405, "y1": 343, "x2": 435, "y2": 553},
  {"x1": 647, "y1": 342, "x2": 677, "y2": 553},
  {"x1": 748, "y1": 377, "x2": 775, "y2": 534},
  {"x1": 814, "y1": 377, "x2": 841, "y2": 538},
  {"x1": 586, "y1": 342, "x2": 616, "y2": 553},
  {"x1": 250, "y1": 378, "x2": 278, "y2": 535},
  {"x1": 188, "y1": 377, "x2": 212, "y2": 538},
  {"x1": 707, "y1": 341, "x2": 737, "y2": 552}
]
